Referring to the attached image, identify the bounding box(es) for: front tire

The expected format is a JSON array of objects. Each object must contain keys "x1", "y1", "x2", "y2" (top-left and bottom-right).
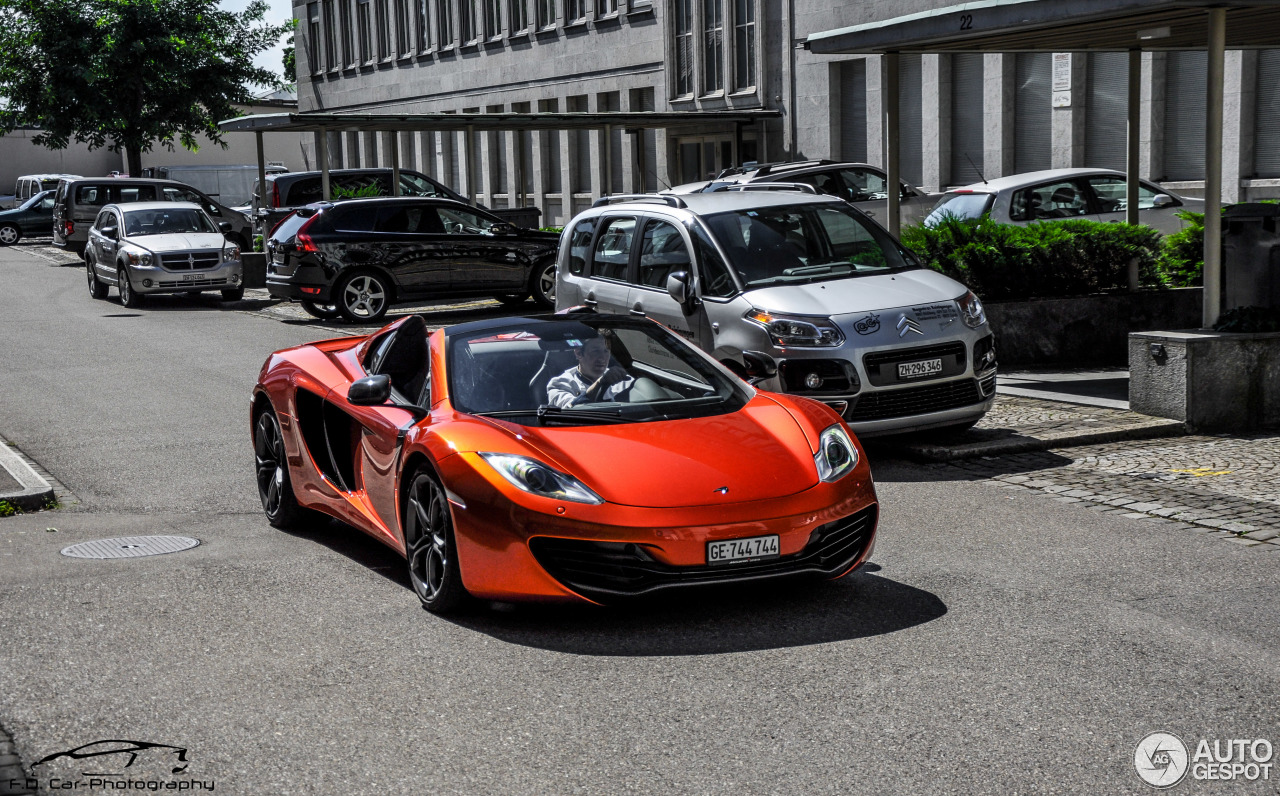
[
  {"x1": 117, "y1": 266, "x2": 142, "y2": 308},
  {"x1": 404, "y1": 469, "x2": 469, "y2": 614},
  {"x1": 86, "y1": 256, "x2": 107, "y2": 299},
  {"x1": 530, "y1": 260, "x2": 556, "y2": 309},
  {"x1": 335, "y1": 270, "x2": 391, "y2": 324},
  {"x1": 221, "y1": 287, "x2": 245, "y2": 302},
  {"x1": 300, "y1": 300, "x2": 342, "y2": 320},
  {"x1": 254, "y1": 407, "x2": 313, "y2": 530},
  {"x1": 0, "y1": 223, "x2": 20, "y2": 246},
  {"x1": 494, "y1": 293, "x2": 529, "y2": 307}
]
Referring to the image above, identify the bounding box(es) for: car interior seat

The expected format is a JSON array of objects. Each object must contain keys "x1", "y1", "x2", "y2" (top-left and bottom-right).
[
  {"x1": 528, "y1": 349, "x2": 579, "y2": 405},
  {"x1": 1048, "y1": 186, "x2": 1083, "y2": 217}
]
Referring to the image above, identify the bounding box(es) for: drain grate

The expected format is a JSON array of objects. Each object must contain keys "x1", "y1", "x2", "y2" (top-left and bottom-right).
[{"x1": 61, "y1": 535, "x2": 200, "y2": 559}]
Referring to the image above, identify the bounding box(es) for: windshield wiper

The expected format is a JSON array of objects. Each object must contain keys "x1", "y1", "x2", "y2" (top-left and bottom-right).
[{"x1": 535, "y1": 405, "x2": 631, "y2": 425}]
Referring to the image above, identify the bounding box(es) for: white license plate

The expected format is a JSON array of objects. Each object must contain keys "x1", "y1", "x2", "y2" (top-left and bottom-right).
[
  {"x1": 707, "y1": 534, "x2": 780, "y2": 566},
  {"x1": 897, "y1": 358, "x2": 943, "y2": 380},
  {"x1": 181, "y1": 273, "x2": 199, "y2": 281}
]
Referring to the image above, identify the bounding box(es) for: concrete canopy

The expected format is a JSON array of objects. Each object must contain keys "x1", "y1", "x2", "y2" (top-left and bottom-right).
[
  {"x1": 217, "y1": 110, "x2": 780, "y2": 134},
  {"x1": 806, "y1": 0, "x2": 1280, "y2": 54},
  {"x1": 806, "y1": 0, "x2": 1280, "y2": 328}
]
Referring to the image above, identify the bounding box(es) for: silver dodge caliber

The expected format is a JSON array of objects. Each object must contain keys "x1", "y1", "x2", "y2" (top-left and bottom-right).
[{"x1": 555, "y1": 190, "x2": 996, "y2": 436}]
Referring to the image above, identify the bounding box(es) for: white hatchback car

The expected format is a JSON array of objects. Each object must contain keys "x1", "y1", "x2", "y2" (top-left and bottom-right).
[{"x1": 925, "y1": 168, "x2": 1205, "y2": 235}]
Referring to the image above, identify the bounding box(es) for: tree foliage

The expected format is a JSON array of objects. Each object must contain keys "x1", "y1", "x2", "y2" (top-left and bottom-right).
[{"x1": 0, "y1": 0, "x2": 290, "y2": 175}]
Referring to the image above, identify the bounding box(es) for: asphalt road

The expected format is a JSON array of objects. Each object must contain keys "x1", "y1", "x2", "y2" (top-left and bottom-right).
[{"x1": 1, "y1": 243, "x2": 1277, "y2": 795}]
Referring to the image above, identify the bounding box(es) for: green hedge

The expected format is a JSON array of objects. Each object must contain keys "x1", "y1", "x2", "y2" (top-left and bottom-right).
[{"x1": 900, "y1": 216, "x2": 1166, "y2": 302}]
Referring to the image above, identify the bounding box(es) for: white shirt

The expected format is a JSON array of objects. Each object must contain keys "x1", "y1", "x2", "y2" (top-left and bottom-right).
[{"x1": 546, "y1": 366, "x2": 633, "y2": 408}]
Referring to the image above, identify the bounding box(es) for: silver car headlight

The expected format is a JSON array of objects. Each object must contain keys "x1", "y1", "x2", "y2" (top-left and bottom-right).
[
  {"x1": 124, "y1": 249, "x2": 153, "y2": 266},
  {"x1": 957, "y1": 290, "x2": 987, "y2": 329},
  {"x1": 479, "y1": 453, "x2": 604, "y2": 504},
  {"x1": 815, "y1": 424, "x2": 858, "y2": 482},
  {"x1": 223, "y1": 245, "x2": 241, "y2": 262},
  {"x1": 745, "y1": 308, "x2": 844, "y2": 347}
]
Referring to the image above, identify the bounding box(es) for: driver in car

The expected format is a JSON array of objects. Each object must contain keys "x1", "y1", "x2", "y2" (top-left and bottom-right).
[{"x1": 546, "y1": 334, "x2": 634, "y2": 408}]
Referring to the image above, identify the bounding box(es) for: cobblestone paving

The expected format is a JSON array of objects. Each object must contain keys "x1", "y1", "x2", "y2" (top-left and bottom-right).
[{"x1": 926, "y1": 434, "x2": 1280, "y2": 553}]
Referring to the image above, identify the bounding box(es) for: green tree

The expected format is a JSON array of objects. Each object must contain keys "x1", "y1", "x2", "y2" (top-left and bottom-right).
[
  {"x1": 0, "y1": 0, "x2": 291, "y2": 176},
  {"x1": 282, "y1": 17, "x2": 296, "y2": 83}
]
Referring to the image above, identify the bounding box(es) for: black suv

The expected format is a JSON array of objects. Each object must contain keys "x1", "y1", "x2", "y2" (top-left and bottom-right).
[{"x1": 266, "y1": 197, "x2": 559, "y2": 323}]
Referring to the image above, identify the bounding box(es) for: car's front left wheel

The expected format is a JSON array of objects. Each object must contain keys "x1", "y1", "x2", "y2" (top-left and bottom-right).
[
  {"x1": 404, "y1": 468, "x2": 469, "y2": 614},
  {"x1": 254, "y1": 407, "x2": 313, "y2": 530},
  {"x1": 221, "y1": 287, "x2": 245, "y2": 302},
  {"x1": 0, "y1": 223, "x2": 20, "y2": 246}
]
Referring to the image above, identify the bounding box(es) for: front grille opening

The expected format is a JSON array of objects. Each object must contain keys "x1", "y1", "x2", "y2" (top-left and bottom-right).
[
  {"x1": 846, "y1": 379, "x2": 984, "y2": 422},
  {"x1": 529, "y1": 504, "x2": 878, "y2": 601}
]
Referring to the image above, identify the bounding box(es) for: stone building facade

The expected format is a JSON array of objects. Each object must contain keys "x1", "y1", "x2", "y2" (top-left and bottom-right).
[{"x1": 292, "y1": 0, "x2": 1280, "y2": 225}]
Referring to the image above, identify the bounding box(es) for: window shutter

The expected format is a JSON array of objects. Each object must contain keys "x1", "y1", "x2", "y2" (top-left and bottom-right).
[
  {"x1": 1015, "y1": 53, "x2": 1051, "y2": 173},
  {"x1": 839, "y1": 60, "x2": 867, "y2": 162},
  {"x1": 1255, "y1": 50, "x2": 1280, "y2": 177},
  {"x1": 1164, "y1": 51, "x2": 1207, "y2": 180},
  {"x1": 950, "y1": 53, "x2": 985, "y2": 185},
  {"x1": 1086, "y1": 52, "x2": 1129, "y2": 172}
]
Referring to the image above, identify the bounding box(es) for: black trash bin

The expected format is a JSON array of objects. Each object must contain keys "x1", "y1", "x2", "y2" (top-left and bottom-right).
[{"x1": 1223, "y1": 203, "x2": 1280, "y2": 310}]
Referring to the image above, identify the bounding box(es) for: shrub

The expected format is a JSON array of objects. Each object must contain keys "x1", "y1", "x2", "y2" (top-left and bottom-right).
[
  {"x1": 331, "y1": 182, "x2": 384, "y2": 200},
  {"x1": 1158, "y1": 210, "x2": 1205, "y2": 287},
  {"x1": 540, "y1": 226, "x2": 564, "y2": 234},
  {"x1": 1213, "y1": 306, "x2": 1280, "y2": 333},
  {"x1": 900, "y1": 216, "x2": 1165, "y2": 301}
]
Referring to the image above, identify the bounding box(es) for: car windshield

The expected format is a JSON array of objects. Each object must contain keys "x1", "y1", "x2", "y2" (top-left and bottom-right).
[
  {"x1": 925, "y1": 192, "x2": 995, "y2": 226},
  {"x1": 122, "y1": 208, "x2": 217, "y2": 236},
  {"x1": 19, "y1": 191, "x2": 50, "y2": 211},
  {"x1": 701, "y1": 203, "x2": 918, "y2": 288},
  {"x1": 448, "y1": 316, "x2": 749, "y2": 425}
]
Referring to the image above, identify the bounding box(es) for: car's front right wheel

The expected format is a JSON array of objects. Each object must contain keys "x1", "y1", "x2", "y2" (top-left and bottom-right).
[
  {"x1": 530, "y1": 260, "x2": 556, "y2": 309},
  {"x1": 404, "y1": 468, "x2": 469, "y2": 614},
  {"x1": 117, "y1": 266, "x2": 142, "y2": 308}
]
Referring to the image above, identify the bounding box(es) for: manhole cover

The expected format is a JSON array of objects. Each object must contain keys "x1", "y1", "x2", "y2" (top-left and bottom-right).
[{"x1": 61, "y1": 535, "x2": 200, "y2": 559}]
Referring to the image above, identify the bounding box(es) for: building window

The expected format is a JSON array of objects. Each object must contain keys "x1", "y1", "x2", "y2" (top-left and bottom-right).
[
  {"x1": 395, "y1": 0, "x2": 410, "y2": 53},
  {"x1": 702, "y1": 0, "x2": 723, "y2": 93},
  {"x1": 567, "y1": 0, "x2": 586, "y2": 23},
  {"x1": 339, "y1": 0, "x2": 354, "y2": 65},
  {"x1": 536, "y1": 0, "x2": 554, "y2": 28},
  {"x1": 417, "y1": 0, "x2": 431, "y2": 50},
  {"x1": 674, "y1": 0, "x2": 693, "y2": 97},
  {"x1": 323, "y1": 0, "x2": 337, "y2": 68},
  {"x1": 436, "y1": 0, "x2": 453, "y2": 46},
  {"x1": 733, "y1": 0, "x2": 754, "y2": 89},
  {"x1": 460, "y1": 0, "x2": 477, "y2": 41},
  {"x1": 376, "y1": 0, "x2": 391, "y2": 58},
  {"x1": 483, "y1": 0, "x2": 500, "y2": 38},
  {"x1": 357, "y1": 0, "x2": 373, "y2": 62},
  {"x1": 508, "y1": 0, "x2": 526, "y2": 31},
  {"x1": 307, "y1": 2, "x2": 321, "y2": 73},
  {"x1": 596, "y1": 0, "x2": 616, "y2": 16}
]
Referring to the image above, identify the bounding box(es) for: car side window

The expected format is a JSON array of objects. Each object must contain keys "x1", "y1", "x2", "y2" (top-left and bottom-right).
[
  {"x1": 76, "y1": 186, "x2": 110, "y2": 206},
  {"x1": 634, "y1": 220, "x2": 692, "y2": 289},
  {"x1": 566, "y1": 218, "x2": 596, "y2": 275},
  {"x1": 97, "y1": 211, "x2": 119, "y2": 237},
  {"x1": 399, "y1": 173, "x2": 443, "y2": 198},
  {"x1": 838, "y1": 168, "x2": 888, "y2": 201},
  {"x1": 590, "y1": 217, "x2": 635, "y2": 281},
  {"x1": 1010, "y1": 180, "x2": 1090, "y2": 221},
  {"x1": 1086, "y1": 177, "x2": 1161, "y2": 211},
  {"x1": 118, "y1": 186, "x2": 157, "y2": 203},
  {"x1": 692, "y1": 224, "x2": 736, "y2": 298},
  {"x1": 330, "y1": 205, "x2": 381, "y2": 232},
  {"x1": 40, "y1": 195, "x2": 55, "y2": 211},
  {"x1": 376, "y1": 204, "x2": 445, "y2": 233},
  {"x1": 438, "y1": 207, "x2": 497, "y2": 234}
]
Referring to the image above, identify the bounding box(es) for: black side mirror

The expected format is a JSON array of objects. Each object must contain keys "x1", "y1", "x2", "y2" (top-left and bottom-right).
[
  {"x1": 666, "y1": 270, "x2": 692, "y2": 304},
  {"x1": 349, "y1": 375, "x2": 392, "y2": 405},
  {"x1": 218, "y1": 221, "x2": 233, "y2": 233}
]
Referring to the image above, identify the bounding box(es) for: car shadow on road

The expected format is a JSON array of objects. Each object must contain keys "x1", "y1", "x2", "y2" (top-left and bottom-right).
[
  {"x1": 286, "y1": 517, "x2": 947, "y2": 656},
  {"x1": 862, "y1": 443, "x2": 1075, "y2": 484},
  {"x1": 93, "y1": 295, "x2": 283, "y2": 313}
]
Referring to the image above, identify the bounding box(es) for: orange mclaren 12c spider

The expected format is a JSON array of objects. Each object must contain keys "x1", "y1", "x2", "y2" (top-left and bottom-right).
[{"x1": 251, "y1": 312, "x2": 879, "y2": 613}]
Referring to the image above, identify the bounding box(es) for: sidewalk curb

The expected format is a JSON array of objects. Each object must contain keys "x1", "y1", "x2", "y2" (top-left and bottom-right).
[
  {"x1": 897, "y1": 419, "x2": 1189, "y2": 462},
  {"x1": 0, "y1": 436, "x2": 55, "y2": 512}
]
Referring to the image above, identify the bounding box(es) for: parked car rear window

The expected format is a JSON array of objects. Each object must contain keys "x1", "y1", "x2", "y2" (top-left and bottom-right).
[
  {"x1": 925, "y1": 192, "x2": 995, "y2": 226},
  {"x1": 269, "y1": 211, "x2": 314, "y2": 242}
]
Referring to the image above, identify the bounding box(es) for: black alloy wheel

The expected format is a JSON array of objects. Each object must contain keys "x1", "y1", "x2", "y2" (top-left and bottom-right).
[
  {"x1": 254, "y1": 408, "x2": 310, "y2": 529},
  {"x1": 221, "y1": 287, "x2": 245, "y2": 302},
  {"x1": 0, "y1": 223, "x2": 20, "y2": 246},
  {"x1": 86, "y1": 255, "x2": 107, "y2": 299},
  {"x1": 335, "y1": 271, "x2": 390, "y2": 324},
  {"x1": 300, "y1": 300, "x2": 342, "y2": 320},
  {"x1": 530, "y1": 260, "x2": 556, "y2": 309},
  {"x1": 404, "y1": 469, "x2": 468, "y2": 613},
  {"x1": 117, "y1": 266, "x2": 142, "y2": 308}
]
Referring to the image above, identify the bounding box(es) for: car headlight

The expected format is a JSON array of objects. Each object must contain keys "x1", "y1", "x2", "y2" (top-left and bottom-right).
[
  {"x1": 814, "y1": 424, "x2": 858, "y2": 482},
  {"x1": 479, "y1": 453, "x2": 604, "y2": 504},
  {"x1": 124, "y1": 249, "x2": 153, "y2": 266},
  {"x1": 957, "y1": 290, "x2": 987, "y2": 329},
  {"x1": 223, "y1": 245, "x2": 241, "y2": 262},
  {"x1": 745, "y1": 309, "x2": 844, "y2": 347}
]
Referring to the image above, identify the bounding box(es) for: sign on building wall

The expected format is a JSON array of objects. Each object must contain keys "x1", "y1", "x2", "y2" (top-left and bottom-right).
[{"x1": 1052, "y1": 52, "x2": 1072, "y2": 107}]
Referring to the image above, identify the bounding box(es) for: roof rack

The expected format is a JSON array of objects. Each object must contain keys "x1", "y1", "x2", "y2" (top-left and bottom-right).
[
  {"x1": 724, "y1": 182, "x2": 819, "y2": 194},
  {"x1": 754, "y1": 159, "x2": 836, "y2": 177},
  {"x1": 591, "y1": 194, "x2": 687, "y2": 209}
]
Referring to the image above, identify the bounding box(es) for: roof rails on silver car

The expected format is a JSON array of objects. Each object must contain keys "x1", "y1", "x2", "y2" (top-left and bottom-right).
[
  {"x1": 591, "y1": 194, "x2": 687, "y2": 209},
  {"x1": 723, "y1": 182, "x2": 819, "y2": 194}
]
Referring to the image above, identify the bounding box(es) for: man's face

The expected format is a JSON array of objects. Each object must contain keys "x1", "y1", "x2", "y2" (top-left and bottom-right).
[{"x1": 576, "y1": 337, "x2": 611, "y2": 380}]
